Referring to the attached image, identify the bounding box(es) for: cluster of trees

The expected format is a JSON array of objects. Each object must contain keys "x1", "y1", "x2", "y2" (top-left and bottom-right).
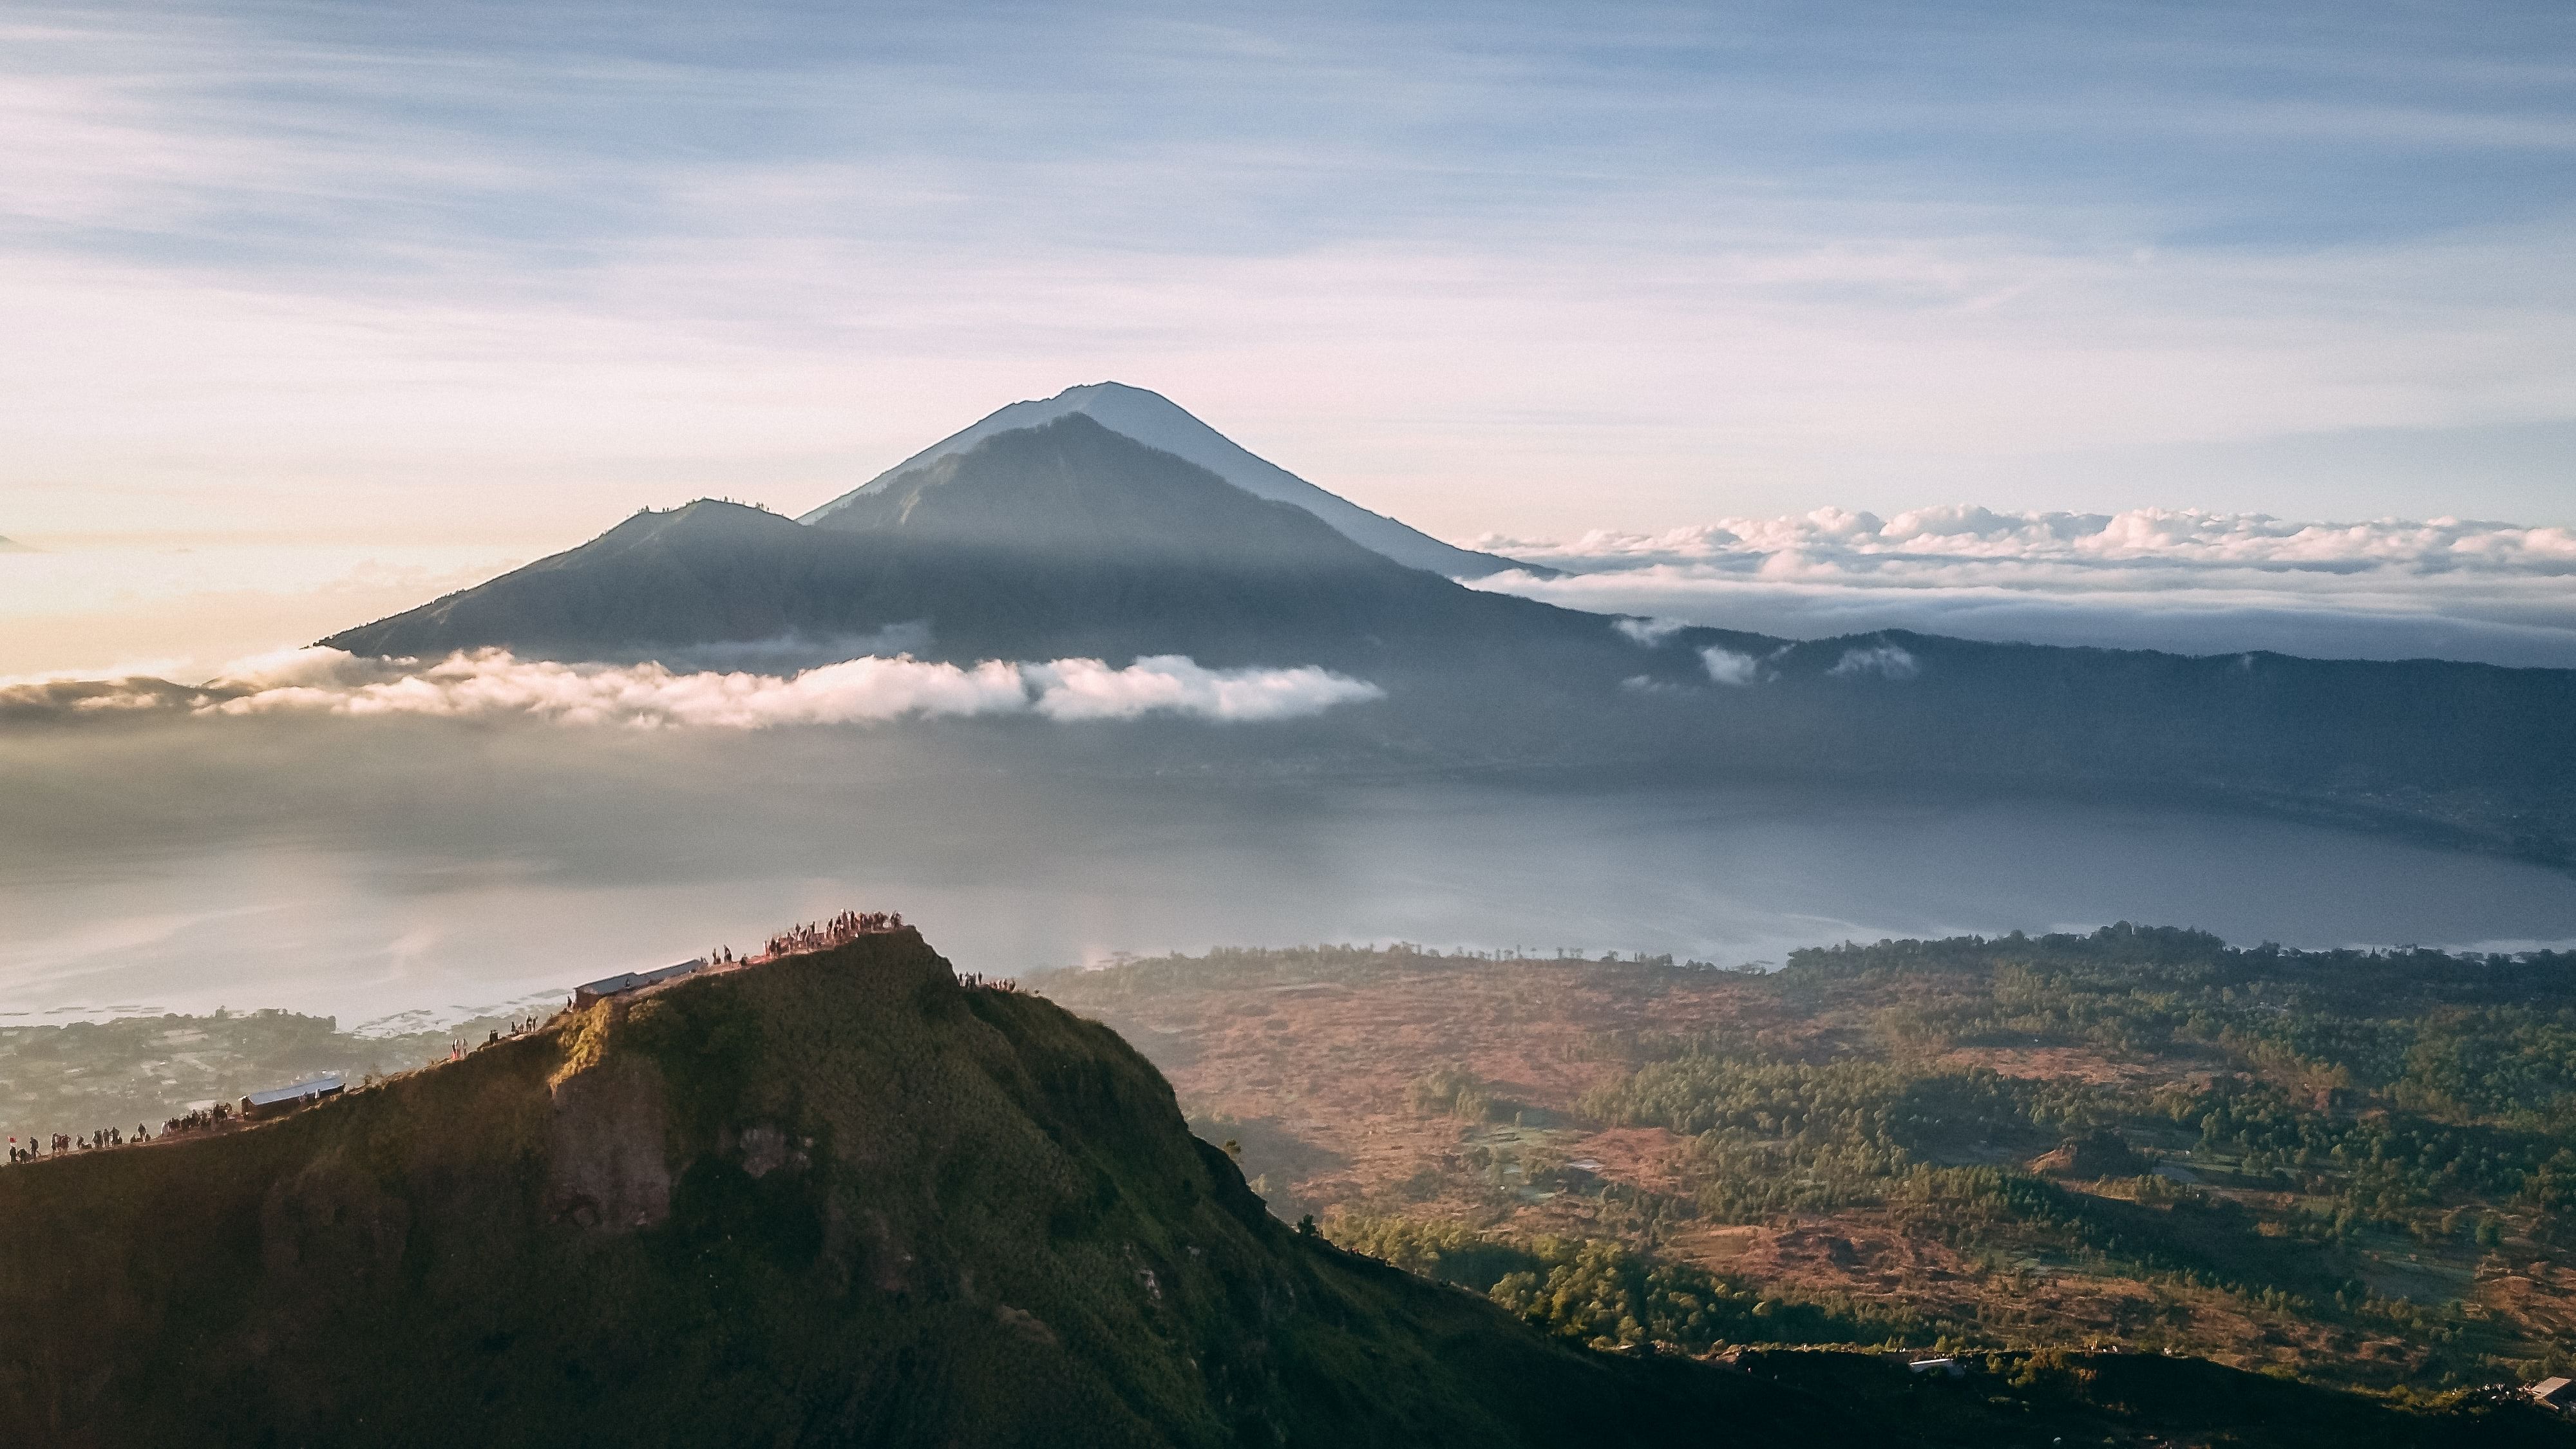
[
  {"x1": 1744, "y1": 927, "x2": 2576, "y2": 1227},
  {"x1": 1578, "y1": 1056, "x2": 2119, "y2": 1218},
  {"x1": 1321, "y1": 1213, "x2": 1924, "y2": 1353},
  {"x1": 1790, "y1": 927, "x2": 2576, "y2": 1112},
  {"x1": 1515, "y1": 927, "x2": 2576, "y2": 1380},
  {"x1": 1405, "y1": 1064, "x2": 1527, "y2": 1124},
  {"x1": 1081, "y1": 927, "x2": 2576, "y2": 1385}
]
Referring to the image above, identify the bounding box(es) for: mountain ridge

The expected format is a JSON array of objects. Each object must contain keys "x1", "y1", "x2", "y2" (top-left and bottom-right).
[
  {"x1": 321, "y1": 417, "x2": 1636, "y2": 673},
  {"x1": 0, "y1": 931, "x2": 1827, "y2": 1446},
  {"x1": 802, "y1": 383, "x2": 1539, "y2": 578},
  {"x1": 2, "y1": 932, "x2": 2565, "y2": 1446}
]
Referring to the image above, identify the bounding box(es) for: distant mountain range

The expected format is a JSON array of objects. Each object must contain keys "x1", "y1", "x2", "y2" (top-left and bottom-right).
[{"x1": 321, "y1": 387, "x2": 2576, "y2": 867}]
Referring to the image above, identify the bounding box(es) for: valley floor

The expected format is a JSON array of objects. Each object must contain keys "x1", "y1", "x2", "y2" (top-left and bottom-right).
[{"x1": 1040, "y1": 930, "x2": 2576, "y2": 1399}]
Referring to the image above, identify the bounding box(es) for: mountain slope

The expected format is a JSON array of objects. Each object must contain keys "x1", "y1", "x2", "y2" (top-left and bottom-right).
[
  {"x1": 315, "y1": 416, "x2": 2576, "y2": 867},
  {"x1": 0, "y1": 933, "x2": 1828, "y2": 1447},
  {"x1": 322, "y1": 416, "x2": 1636, "y2": 672},
  {"x1": 319, "y1": 498, "x2": 848, "y2": 660},
  {"x1": 801, "y1": 382, "x2": 1537, "y2": 578}
]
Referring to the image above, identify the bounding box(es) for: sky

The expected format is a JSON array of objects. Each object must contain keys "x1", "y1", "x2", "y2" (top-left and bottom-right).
[{"x1": 3, "y1": 0, "x2": 2573, "y2": 672}]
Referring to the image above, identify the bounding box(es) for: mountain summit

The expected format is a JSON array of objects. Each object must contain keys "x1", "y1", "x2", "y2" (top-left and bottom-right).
[
  {"x1": 802, "y1": 383, "x2": 1537, "y2": 578},
  {"x1": 314, "y1": 397, "x2": 2576, "y2": 867},
  {"x1": 323, "y1": 415, "x2": 1615, "y2": 670}
]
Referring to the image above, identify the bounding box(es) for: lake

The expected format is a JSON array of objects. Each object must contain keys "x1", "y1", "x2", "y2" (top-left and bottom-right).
[{"x1": 3, "y1": 717, "x2": 2571, "y2": 1027}]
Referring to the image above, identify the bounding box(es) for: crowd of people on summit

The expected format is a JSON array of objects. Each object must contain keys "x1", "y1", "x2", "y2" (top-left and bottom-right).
[
  {"x1": 3, "y1": 909, "x2": 956, "y2": 1168},
  {"x1": 744, "y1": 910, "x2": 902, "y2": 963}
]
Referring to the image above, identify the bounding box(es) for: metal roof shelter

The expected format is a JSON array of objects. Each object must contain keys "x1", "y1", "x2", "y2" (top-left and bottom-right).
[
  {"x1": 240, "y1": 1074, "x2": 346, "y2": 1120},
  {"x1": 573, "y1": 958, "x2": 708, "y2": 1008}
]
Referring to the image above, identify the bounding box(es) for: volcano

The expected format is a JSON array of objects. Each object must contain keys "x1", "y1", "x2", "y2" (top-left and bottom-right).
[
  {"x1": 321, "y1": 413, "x2": 1630, "y2": 672},
  {"x1": 316, "y1": 390, "x2": 2576, "y2": 869},
  {"x1": 802, "y1": 381, "x2": 1539, "y2": 579}
]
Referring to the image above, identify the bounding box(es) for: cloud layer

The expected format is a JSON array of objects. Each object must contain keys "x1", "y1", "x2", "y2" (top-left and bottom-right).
[
  {"x1": 0, "y1": 649, "x2": 1383, "y2": 728},
  {"x1": 1484, "y1": 506, "x2": 2576, "y2": 573},
  {"x1": 1475, "y1": 507, "x2": 2576, "y2": 667}
]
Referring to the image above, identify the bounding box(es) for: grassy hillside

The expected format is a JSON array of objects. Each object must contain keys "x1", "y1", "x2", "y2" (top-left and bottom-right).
[{"x1": 0, "y1": 932, "x2": 1817, "y2": 1448}]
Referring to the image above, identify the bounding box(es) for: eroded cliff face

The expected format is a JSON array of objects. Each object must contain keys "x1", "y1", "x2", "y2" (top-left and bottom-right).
[
  {"x1": 0, "y1": 933, "x2": 1808, "y2": 1449},
  {"x1": 545, "y1": 1045, "x2": 671, "y2": 1233}
]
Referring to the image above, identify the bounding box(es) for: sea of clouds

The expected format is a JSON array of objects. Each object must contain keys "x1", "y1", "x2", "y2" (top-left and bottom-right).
[
  {"x1": 1472, "y1": 507, "x2": 2576, "y2": 668},
  {"x1": 0, "y1": 648, "x2": 1384, "y2": 728}
]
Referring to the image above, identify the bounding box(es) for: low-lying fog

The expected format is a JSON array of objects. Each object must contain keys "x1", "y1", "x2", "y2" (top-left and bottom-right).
[{"x1": 5, "y1": 714, "x2": 2572, "y2": 1028}]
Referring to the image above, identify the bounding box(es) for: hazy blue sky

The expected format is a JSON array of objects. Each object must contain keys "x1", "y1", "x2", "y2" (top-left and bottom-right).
[{"x1": 6, "y1": 0, "x2": 2573, "y2": 548}]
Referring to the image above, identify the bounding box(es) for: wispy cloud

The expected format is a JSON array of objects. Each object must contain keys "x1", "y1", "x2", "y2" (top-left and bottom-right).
[
  {"x1": 1699, "y1": 647, "x2": 1762, "y2": 687},
  {"x1": 0, "y1": 648, "x2": 1384, "y2": 728},
  {"x1": 1477, "y1": 507, "x2": 2576, "y2": 667},
  {"x1": 2, "y1": 1, "x2": 2573, "y2": 546},
  {"x1": 1826, "y1": 644, "x2": 1918, "y2": 681},
  {"x1": 1482, "y1": 507, "x2": 2576, "y2": 573}
]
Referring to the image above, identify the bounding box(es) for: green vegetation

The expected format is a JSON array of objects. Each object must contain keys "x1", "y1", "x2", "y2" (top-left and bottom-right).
[
  {"x1": 1557, "y1": 925, "x2": 2576, "y2": 1385},
  {"x1": 10, "y1": 928, "x2": 2574, "y2": 1444},
  {"x1": 1406, "y1": 1063, "x2": 1530, "y2": 1122},
  {"x1": 1765, "y1": 926, "x2": 2576, "y2": 1225},
  {"x1": 1050, "y1": 927, "x2": 2576, "y2": 1411},
  {"x1": 0, "y1": 937, "x2": 1815, "y2": 1448},
  {"x1": 1325, "y1": 1213, "x2": 1927, "y2": 1351}
]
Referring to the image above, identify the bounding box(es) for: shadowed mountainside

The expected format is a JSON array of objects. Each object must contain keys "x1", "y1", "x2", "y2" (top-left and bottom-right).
[
  {"x1": 800, "y1": 381, "x2": 1537, "y2": 578},
  {"x1": 314, "y1": 413, "x2": 2576, "y2": 866},
  {"x1": 322, "y1": 417, "x2": 1615, "y2": 672},
  {"x1": 2, "y1": 934, "x2": 2569, "y2": 1446},
  {"x1": 0, "y1": 933, "x2": 1824, "y2": 1448}
]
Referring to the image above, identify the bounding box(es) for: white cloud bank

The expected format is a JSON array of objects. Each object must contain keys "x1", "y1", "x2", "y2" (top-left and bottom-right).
[
  {"x1": 3, "y1": 649, "x2": 1383, "y2": 728},
  {"x1": 1826, "y1": 645, "x2": 1919, "y2": 681},
  {"x1": 1476, "y1": 507, "x2": 2576, "y2": 668},
  {"x1": 1484, "y1": 507, "x2": 2576, "y2": 573},
  {"x1": 1699, "y1": 647, "x2": 1763, "y2": 687}
]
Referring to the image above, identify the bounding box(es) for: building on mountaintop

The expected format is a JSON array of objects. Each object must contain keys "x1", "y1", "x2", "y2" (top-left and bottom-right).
[
  {"x1": 240, "y1": 1075, "x2": 345, "y2": 1121},
  {"x1": 573, "y1": 958, "x2": 707, "y2": 1008}
]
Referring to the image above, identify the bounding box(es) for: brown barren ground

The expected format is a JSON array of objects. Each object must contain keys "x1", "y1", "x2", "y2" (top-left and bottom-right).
[{"x1": 1045, "y1": 949, "x2": 2576, "y2": 1391}]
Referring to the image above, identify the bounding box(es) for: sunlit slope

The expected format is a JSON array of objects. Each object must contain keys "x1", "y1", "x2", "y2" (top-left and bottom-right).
[{"x1": 0, "y1": 934, "x2": 1815, "y2": 1448}]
